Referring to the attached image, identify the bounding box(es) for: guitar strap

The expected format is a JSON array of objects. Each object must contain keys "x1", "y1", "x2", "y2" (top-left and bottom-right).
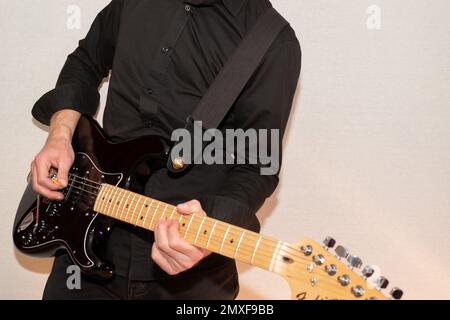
[{"x1": 167, "y1": 6, "x2": 289, "y2": 173}]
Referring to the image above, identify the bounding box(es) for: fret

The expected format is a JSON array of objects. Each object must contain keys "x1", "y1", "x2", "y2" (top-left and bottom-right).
[
  {"x1": 269, "y1": 240, "x2": 283, "y2": 272},
  {"x1": 120, "y1": 191, "x2": 132, "y2": 220},
  {"x1": 251, "y1": 236, "x2": 263, "y2": 265},
  {"x1": 113, "y1": 190, "x2": 126, "y2": 218},
  {"x1": 142, "y1": 199, "x2": 154, "y2": 228},
  {"x1": 193, "y1": 216, "x2": 206, "y2": 245},
  {"x1": 99, "y1": 185, "x2": 112, "y2": 213},
  {"x1": 183, "y1": 214, "x2": 195, "y2": 239},
  {"x1": 178, "y1": 214, "x2": 183, "y2": 223},
  {"x1": 124, "y1": 193, "x2": 137, "y2": 221},
  {"x1": 234, "y1": 231, "x2": 246, "y2": 259},
  {"x1": 109, "y1": 187, "x2": 120, "y2": 217},
  {"x1": 219, "y1": 225, "x2": 231, "y2": 254},
  {"x1": 124, "y1": 193, "x2": 141, "y2": 222},
  {"x1": 149, "y1": 201, "x2": 160, "y2": 229},
  {"x1": 160, "y1": 204, "x2": 168, "y2": 220},
  {"x1": 169, "y1": 206, "x2": 176, "y2": 220},
  {"x1": 206, "y1": 220, "x2": 218, "y2": 249},
  {"x1": 104, "y1": 185, "x2": 115, "y2": 214},
  {"x1": 105, "y1": 188, "x2": 117, "y2": 215},
  {"x1": 134, "y1": 195, "x2": 145, "y2": 226}
]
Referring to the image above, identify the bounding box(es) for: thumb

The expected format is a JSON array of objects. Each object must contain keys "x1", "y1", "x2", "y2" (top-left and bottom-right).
[
  {"x1": 177, "y1": 199, "x2": 202, "y2": 215},
  {"x1": 56, "y1": 158, "x2": 72, "y2": 188}
]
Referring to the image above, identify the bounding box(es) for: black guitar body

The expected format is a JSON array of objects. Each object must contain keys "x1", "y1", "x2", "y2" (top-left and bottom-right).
[{"x1": 13, "y1": 116, "x2": 169, "y2": 279}]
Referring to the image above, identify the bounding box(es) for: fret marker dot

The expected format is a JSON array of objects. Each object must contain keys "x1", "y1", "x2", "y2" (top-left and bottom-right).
[
  {"x1": 126, "y1": 204, "x2": 129, "y2": 208},
  {"x1": 140, "y1": 216, "x2": 143, "y2": 220},
  {"x1": 182, "y1": 223, "x2": 186, "y2": 227},
  {"x1": 230, "y1": 239, "x2": 234, "y2": 244},
  {"x1": 203, "y1": 230, "x2": 208, "y2": 235}
]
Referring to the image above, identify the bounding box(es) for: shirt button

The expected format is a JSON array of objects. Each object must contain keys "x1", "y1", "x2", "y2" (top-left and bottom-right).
[
  {"x1": 162, "y1": 46, "x2": 170, "y2": 53},
  {"x1": 146, "y1": 88, "x2": 153, "y2": 95},
  {"x1": 185, "y1": 5, "x2": 191, "y2": 12},
  {"x1": 145, "y1": 121, "x2": 153, "y2": 128}
]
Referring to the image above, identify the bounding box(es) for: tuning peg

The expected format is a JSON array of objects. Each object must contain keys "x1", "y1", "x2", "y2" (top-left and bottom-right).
[
  {"x1": 362, "y1": 265, "x2": 375, "y2": 278},
  {"x1": 323, "y1": 236, "x2": 336, "y2": 249},
  {"x1": 390, "y1": 287, "x2": 403, "y2": 300},
  {"x1": 300, "y1": 245, "x2": 313, "y2": 256},
  {"x1": 334, "y1": 245, "x2": 349, "y2": 260},
  {"x1": 347, "y1": 255, "x2": 363, "y2": 269},
  {"x1": 375, "y1": 276, "x2": 389, "y2": 289}
]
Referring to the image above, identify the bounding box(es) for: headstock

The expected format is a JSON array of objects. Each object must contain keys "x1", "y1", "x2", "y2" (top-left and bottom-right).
[{"x1": 280, "y1": 237, "x2": 403, "y2": 300}]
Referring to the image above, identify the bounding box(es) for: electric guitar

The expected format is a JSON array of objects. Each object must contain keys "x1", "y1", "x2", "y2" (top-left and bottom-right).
[{"x1": 13, "y1": 116, "x2": 403, "y2": 300}]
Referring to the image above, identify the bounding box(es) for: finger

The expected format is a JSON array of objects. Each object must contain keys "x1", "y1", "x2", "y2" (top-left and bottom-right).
[
  {"x1": 56, "y1": 157, "x2": 72, "y2": 188},
  {"x1": 35, "y1": 156, "x2": 61, "y2": 191},
  {"x1": 31, "y1": 162, "x2": 64, "y2": 200},
  {"x1": 167, "y1": 220, "x2": 203, "y2": 259},
  {"x1": 177, "y1": 199, "x2": 205, "y2": 216},
  {"x1": 155, "y1": 220, "x2": 187, "y2": 260},
  {"x1": 151, "y1": 244, "x2": 177, "y2": 275}
]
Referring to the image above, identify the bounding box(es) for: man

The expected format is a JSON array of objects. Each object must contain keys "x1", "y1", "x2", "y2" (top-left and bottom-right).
[{"x1": 30, "y1": 0, "x2": 301, "y2": 299}]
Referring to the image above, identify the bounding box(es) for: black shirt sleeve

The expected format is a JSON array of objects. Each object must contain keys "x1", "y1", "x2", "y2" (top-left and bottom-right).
[
  {"x1": 198, "y1": 36, "x2": 302, "y2": 233},
  {"x1": 31, "y1": 0, "x2": 124, "y2": 125}
]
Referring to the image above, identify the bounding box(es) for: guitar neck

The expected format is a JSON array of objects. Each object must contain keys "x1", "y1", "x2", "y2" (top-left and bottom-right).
[{"x1": 94, "y1": 184, "x2": 289, "y2": 275}]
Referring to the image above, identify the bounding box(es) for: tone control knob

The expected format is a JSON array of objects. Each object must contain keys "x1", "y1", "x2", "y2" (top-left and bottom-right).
[
  {"x1": 325, "y1": 264, "x2": 337, "y2": 276},
  {"x1": 300, "y1": 245, "x2": 313, "y2": 256},
  {"x1": 351, "y1": 285, "x2": 365, "y2": 298},
  {"x1": 362, "y1": 265, "x2": 375, "y2": 278},
  {"x1": 335, "y1": 245, "x2": 349, "y2": 259},
  {"x1": 390, "y1": 287, "x2": 404, "y2": 300},
  {"x1": 337, "y1": 274, "x2": 350, "y2": 286},
  {"x1": 375, "y1": 276, "x2": 389, "y2": 289},
  {"x1": 313, "y1": 254, "x2": 325, "y2": 266},
  {"x1": 347, "y1": 255, "x2": 363, "y2": 269},
  {"x1": 323, "y1": 236, "x2": 336, "y2": 249}
]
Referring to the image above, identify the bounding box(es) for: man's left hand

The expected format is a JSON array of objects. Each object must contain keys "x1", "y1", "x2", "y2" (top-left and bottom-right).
[{"x1": 151, "y1": 199, "x2": 211, "y2": 275}]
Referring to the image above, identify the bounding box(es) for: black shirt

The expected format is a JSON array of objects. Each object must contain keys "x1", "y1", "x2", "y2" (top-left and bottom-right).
[{"x1": 32, "y1": 0, "x2": 301, "y2": 280}]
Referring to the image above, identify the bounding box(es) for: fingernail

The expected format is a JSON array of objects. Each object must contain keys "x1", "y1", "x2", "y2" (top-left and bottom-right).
[{"x1": 60, "y1": 179, "x2": 67, "y2": 187}]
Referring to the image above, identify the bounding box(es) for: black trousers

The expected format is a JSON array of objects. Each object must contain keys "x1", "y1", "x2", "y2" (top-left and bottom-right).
[{"x1": 43, "y1": 255, "x2": 239, "y2": 300}]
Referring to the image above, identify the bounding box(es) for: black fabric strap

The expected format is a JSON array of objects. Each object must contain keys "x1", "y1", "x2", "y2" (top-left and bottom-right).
[
  {"x1": 168, "y1": 7, "x2": 289, "y2": 173},
  {"x1": 191, "y1": 7, "x2": 289, "y2": 129}
]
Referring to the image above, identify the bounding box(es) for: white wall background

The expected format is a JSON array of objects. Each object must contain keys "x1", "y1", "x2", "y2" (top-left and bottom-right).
[{"x1": 1, "y1": 0, "x2": 449, "y2": 300}]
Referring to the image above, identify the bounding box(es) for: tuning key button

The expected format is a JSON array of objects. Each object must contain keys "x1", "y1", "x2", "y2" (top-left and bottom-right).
[
  {"x1": 300, "y1": 245, "x2": 313, "y2": 256},
  {"x1": 337, "y1": 274, "x2": 351, "y2": 286},
  {"x1": 335, "y1": 245, "x2": 349, "y2": 259},
  {"x1": 325, "y1": 264, "x2": 337, "y2": 276},
  {"x1": 347, "y1": 255, "x2": 363, "y2": 269},
  {"x1": 351, "y1": 285, "x2": 365, "y2": 298},
  {"x1": 362, "y1": 265, "x2": 375, "y2": 278},
  {"x1": 313, "y1": 254, "x2": 325, "y2": 266},
  {"x1": 323, "y1": 236, "x2": 336, "y2": 249},
  {"x1": 375, "y1": 276, "x2": 389, "y2": 289},
  {"x1": 390, "y1": 287, "x2": 404, "y2": 300}
]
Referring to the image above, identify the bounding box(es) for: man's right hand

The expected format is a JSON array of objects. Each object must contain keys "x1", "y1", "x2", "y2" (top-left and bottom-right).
[{"x1": 31, "y1": 109, "x2": 81, "y2": 200}]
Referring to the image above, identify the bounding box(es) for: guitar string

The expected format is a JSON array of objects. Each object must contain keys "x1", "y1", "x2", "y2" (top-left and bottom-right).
[
  {"x1": 65, "y1": 176, "x2": 335, "y2": 265},
  {"x1": 64, "y1": 174, "x2": 367, "y2": 280},
  {"x1": 62, "y1": 179, "x2": 375, "y2": 297},
  {"x1": 64, "y1": 174, "x2": 365, "y2": 271},
  {"x1": 46, "y1": 178, "x2": 378, "y2": 299}
]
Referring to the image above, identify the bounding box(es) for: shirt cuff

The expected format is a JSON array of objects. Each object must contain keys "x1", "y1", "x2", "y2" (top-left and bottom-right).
[
  {"x1": 197, "y1": 195, "x2": 261, "y2": 233},
  {"x1": 31, "y1": 83, "x2": 100, "y2": 125}
]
